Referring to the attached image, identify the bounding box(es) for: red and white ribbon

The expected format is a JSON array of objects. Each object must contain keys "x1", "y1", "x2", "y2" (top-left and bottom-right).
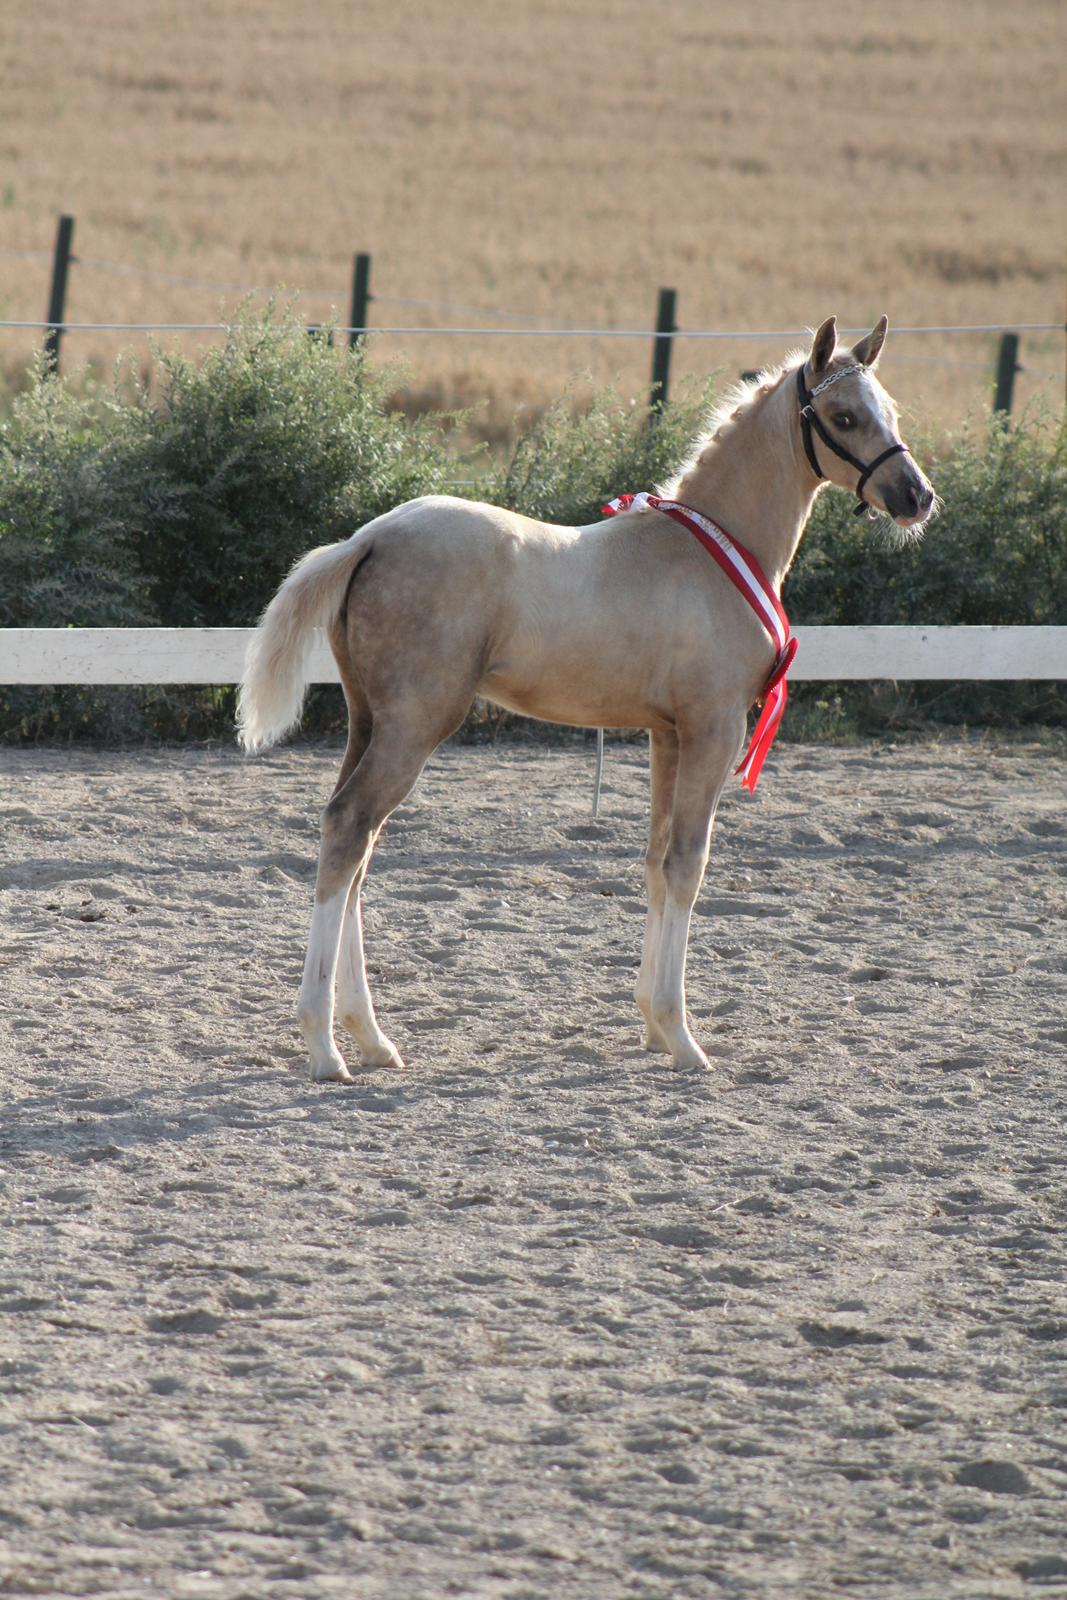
[{"x1": 602, "y1": 492, "x2": 797, "y2": 792}]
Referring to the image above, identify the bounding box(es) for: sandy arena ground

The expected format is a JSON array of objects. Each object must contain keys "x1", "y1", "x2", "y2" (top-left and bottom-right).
[{"x1": 1, "y1": 735, "x2": 1065, "y2": 1599}]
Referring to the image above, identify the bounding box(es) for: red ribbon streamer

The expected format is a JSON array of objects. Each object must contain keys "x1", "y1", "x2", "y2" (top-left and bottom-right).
[{"x1": 602, "y1": 493, "x2": 797, "y2": 791}]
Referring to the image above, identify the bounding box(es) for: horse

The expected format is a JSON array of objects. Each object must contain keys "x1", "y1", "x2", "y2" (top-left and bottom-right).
[{"x1": 237, "y1": 315, "x2": 935, "y2": 1083}]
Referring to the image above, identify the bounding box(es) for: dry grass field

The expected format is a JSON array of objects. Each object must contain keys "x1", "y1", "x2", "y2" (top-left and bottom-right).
[{"x1": 2, "y1": 1, "x2": 1065, "y2": 432}]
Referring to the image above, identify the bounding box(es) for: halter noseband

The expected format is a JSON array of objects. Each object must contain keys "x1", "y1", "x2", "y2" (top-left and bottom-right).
[{"x1": 796, "y1": 363, "x2": 909, "y2": 517}]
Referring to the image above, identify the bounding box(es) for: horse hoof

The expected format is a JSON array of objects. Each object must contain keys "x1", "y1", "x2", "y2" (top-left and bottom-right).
[
  {"x1": 643, "y1": 1028, "x2": 672, "y2": 1055},
  {"x1": 364, "y1": 1047, "x2": 405, "y2": 1071},
  {"x1": 310, "y1": 1059, "x2": 353, "y2": 1084},
  {"x1": 671, "y1": 1044, "x2": 711, "y2": 1072}
]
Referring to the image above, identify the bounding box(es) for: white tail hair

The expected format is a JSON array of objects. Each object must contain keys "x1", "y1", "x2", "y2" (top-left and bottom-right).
[{"x1": 236, "y1": 531, "x2": 372, "y2": 753}]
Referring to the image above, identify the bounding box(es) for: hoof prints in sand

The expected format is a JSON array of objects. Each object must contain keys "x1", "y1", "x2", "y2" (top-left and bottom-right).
[{"x1": 1, "y1": 738, "x2": 1065, "y2": 1599}]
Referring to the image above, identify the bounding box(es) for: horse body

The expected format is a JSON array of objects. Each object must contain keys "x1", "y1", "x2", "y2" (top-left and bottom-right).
[
  {"x1": 480, "y1": 512, "x2": 762, "y2": 731},
  {"x1": 238, "y1": 315, "x2": 935, "y2": 1084}
]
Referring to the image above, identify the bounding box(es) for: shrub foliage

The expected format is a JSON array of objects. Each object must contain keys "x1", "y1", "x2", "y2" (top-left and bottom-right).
[
  {"x1": 788, "y1": 412, "x2": 1067, "y2": 729},
  {"x1": 1, "y1": 311, "x2": 1064, "y2": 741},
  {"x1": 130, "y1": 320, "x2": 463, "y2": 628}
]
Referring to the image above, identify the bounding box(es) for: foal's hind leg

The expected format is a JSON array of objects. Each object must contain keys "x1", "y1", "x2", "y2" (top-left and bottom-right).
[
  {"x1": 635, "y1": 728, "x2": 679, "y2": 1054},
  {"x1": 323, "y1": 692, "x2": 404, "y2": 1070},
  {"x1": 298, "y1": 723, "x2": 434, "y2": 1082},
  {"x1": 336, "y1": 863, "x2": 401, "y2": 1070},
  {"x1": 306, "y1": 681, "x2": 400, "y2": 1072}
]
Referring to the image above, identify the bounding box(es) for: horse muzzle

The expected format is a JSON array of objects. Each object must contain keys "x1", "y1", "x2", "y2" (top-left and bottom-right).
[{"x1": 880, "y1": 469, "x2": 936, "y2": 528}]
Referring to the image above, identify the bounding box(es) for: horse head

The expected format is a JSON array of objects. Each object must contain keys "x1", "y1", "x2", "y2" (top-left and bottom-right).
[{"x1": 800, "y1": 316, "x2": 935, "y2": 529}]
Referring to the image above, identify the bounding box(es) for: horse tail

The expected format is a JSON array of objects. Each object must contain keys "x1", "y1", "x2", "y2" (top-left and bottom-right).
[{"x1": 236, "y1": 530, "x2": 374, "y2": 753}]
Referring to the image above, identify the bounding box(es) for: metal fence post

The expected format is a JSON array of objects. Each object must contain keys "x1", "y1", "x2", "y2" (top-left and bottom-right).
[
  {"x1": 649, "y1": 287, "x2": 676, "y2": 417},
  {"x1": 993, "y1": 332, "x2": 1020, "y2": 415},
  {"x1": 43, "y1": 213, "x2": 75, "y2": 373},
  {"x1": 349, "y1": 252, "x2": 372, "y2": 349}
]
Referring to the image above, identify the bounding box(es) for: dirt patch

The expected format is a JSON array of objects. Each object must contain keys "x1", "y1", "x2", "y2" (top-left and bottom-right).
[{"x1": 1, "y1": 737, "x2": 1064, "y2": 1598}]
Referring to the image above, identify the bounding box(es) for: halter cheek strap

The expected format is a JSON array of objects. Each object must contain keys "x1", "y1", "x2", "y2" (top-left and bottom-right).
[{"x1": 796, "y1": 364, "x2": 909, "y2": 517}]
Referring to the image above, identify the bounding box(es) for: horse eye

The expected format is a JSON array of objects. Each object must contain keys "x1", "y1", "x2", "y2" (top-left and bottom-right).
[{"x1": 833, "y1": 411, "x2": 855, "y2": 430}]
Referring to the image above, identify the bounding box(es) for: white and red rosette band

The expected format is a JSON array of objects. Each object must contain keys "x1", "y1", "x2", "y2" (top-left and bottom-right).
[{"x1": 602, "y1": 493, "x2": 797, "y2": 792}]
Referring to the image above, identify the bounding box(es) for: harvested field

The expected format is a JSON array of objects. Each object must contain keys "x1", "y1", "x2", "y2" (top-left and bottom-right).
[
  {"x1": 3, "y1": 0, "x2": 1064, "y2": 429},
  {"x1": 1, "y1": 736, "x2": 1065, "y2": 1597}
]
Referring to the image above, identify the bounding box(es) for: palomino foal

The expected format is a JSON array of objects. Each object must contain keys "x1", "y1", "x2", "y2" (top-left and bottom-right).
[{"x1": 238, "y1": 316, "x2": 934, "y2": 1082}]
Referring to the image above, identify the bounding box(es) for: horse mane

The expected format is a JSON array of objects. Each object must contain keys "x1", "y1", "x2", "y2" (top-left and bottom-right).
[{"x1": 659, "y1": 349, "x2": 807, "y2": 499}]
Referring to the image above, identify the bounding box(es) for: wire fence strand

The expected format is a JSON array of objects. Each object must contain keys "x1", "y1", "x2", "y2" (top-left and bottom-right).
[
  {"x1": 3, "y1": 318, "x2": 1064, "y2": 340},
  {"x1": 3, "y1": 244, "x2": 1063, "y2": 364}
]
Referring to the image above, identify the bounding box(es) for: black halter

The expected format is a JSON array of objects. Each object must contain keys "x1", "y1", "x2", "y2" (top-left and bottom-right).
[{"x1": 796, "y1": 364, "x2": 910, "y2": 517}]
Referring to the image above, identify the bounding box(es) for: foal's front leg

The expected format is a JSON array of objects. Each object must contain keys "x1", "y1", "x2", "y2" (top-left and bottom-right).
[
  {"x1": 650, "y1": 720, "x2": 742, "y2": 1071},
  {"x1": 635, "y1": 728, "x2": 679, "y2": 1054}
]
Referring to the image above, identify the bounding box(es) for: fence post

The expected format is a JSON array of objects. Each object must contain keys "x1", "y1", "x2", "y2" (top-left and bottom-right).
[
  {"x1": 43, "y1": 213, "x2": 75, "y2": 373},
  {"x1": 993, "y1": 332, "x2": 1020, "y2": 415},
  {"x1": 349, "y1": 252, "x2": 372, "y2": 349},
  {"x1": 648, "y1": 287, "x2": 676, "y2": 418}
]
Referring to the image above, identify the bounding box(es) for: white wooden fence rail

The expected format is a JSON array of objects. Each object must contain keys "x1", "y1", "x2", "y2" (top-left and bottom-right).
[{"x1": 0, "y1": 627, "x2": 1064, "y2": 685}]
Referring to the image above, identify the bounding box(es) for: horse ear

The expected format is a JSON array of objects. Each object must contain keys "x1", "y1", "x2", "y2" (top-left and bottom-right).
[
  {"x1": 808, "y1": 317, "x2": 837, "y2": 376},
  {"x1": 852, "y1": 315, "x2": 888, "y2": 368}
]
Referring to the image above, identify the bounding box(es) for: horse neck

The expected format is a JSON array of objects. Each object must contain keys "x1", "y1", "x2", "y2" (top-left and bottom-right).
[{"x1": 672, "y1": 372, "x2": 820, "y2": 591}]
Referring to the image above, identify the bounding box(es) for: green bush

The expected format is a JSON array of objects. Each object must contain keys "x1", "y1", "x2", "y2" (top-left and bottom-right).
[
  {"x1": 790, "y1": 411, "x2": 1067, "y2": 626},
  {"x1": 787, "y1": 408, "x2": 1067, "y2": 730},
  {"x1": 0, "y1": 313, "x2": 469, "y2": 740},
  {"x1": 491, "y1": 382, "x2": 714, "y2": 527},
  {"x1": 0, "y1": 359, "x2": 162, "y2": 739},
  {"x1": 130, "y1": 316, "x2": 466, "y2": 628},
  {"x1": 0, "y1": 314, "x2": 1063, "y2": 743},
  {"x1": 0, "y1": 360, "x2": 153, "y2": 630}
]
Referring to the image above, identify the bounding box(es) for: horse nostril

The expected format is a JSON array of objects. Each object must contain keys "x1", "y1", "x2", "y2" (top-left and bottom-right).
[{"x1": 902, "y1": 481, "x2": 932, "y2": 519}]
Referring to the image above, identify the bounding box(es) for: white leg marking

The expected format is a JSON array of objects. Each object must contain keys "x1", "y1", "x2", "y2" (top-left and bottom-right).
[
  {"x1": 652, "y1": 895, "x2": 710, "y2": 1072},
  {"x1": 297, "y1": 887, "x2": 353, "y2": 1083},
  {"x1": 636, "y1": 730, "x2": 679, "y2": 1055},
  {"x1": 636, "y1": 875, "x2": 670, "y2": 1054},
  {"x1": 337, "y1": 884, "x2": 404, "y2": 1069}
]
